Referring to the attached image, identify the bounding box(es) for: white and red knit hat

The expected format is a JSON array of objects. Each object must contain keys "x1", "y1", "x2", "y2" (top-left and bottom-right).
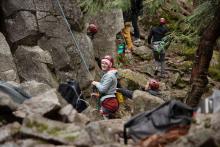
[{"x1": 101, "y1": 58, "x2": 112, "y2": 68}]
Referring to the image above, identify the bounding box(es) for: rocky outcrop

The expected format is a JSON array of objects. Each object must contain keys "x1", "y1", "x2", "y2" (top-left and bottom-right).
[
  {"x1": 88, "y1": 9, "x2": 124, "y2": 59},
  {"x1": 5, "y1": 11, "x2": 38, "y2": 44},
  {"x1": 14, "y1": 45, "x2": 57, "y2": 87},
  {"x1": 0, "y1": 122, "x2": 21, "y2": 142},
  {"x1": 19, "y1": 80, "x2": 52, "y2": 97},
  {"x1": 20, "y1": 115, "x2": 92, "y2": 146},
  {"x1": 1, "y1": 0, "x2": 96, "y2": 89},
  {"x1": 132, "y1": 90, "x2": 165, "y2": 115},
  {"x1": 118, "y1": 69, "x2": 149, "y2": 89},
  {"x1": 13, "y1": 89, "x2": 61, "y2": 118},
  {"x1": 85, "y1": 119, "x2": 125, "y2": 145},
  {"x1": 168, "y1": 113, "x2": 220, "y2": 147},
  {"x1": 59, "y1": 104, "x2": 90, "y2": 125},
  {"x1": 0, "y1": 33, "x2": 19, "y2": 82},
  {"x1": 132, "y1": 46, "x2": 153, "y2": 61}
]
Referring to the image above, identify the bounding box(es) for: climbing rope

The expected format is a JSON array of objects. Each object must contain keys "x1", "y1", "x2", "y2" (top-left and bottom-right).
[
  {"x1": 55, "y1": 0, "x2": 93, "y2": 108},
  {"x1": 55, "y1": 0, "x2": 93, "y2": 79}
]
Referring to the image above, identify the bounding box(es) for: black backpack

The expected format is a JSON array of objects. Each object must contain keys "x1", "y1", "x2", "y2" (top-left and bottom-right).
[
  {"x1": 58, "y1": 80, "x2": 88, "y2": 113},
  {"x1": 124, "y1": 100, "x2": 194, "y2": 144}
]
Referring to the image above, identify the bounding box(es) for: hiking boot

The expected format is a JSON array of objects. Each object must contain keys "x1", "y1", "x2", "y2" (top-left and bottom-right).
[
  {"x1": 154, "y1": 66, "x2": 159, "y2": 75},
  {"x1": 154, "y1": 70, "x2": 159, "y2": 76},
  {"x1": 133, "y1": 39, "x2": 143, "y2": 47},
  {"x1": 133, "y1": 38, "x2": 141, "y2": 43}
]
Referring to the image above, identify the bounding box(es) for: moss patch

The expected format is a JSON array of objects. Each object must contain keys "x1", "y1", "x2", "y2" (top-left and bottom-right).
[
  {"x1": 209, "y1": 67, "x2": 220, "y2": 82},
  {"x1": 64, "y1": 135, "x2": 77, "y2": 141},
  {"x1": 180, "y1": 61, "x2": 193, "y2": 72},
  {"x1": 47, "y1": 127, "x2": 61, "y2": 136},
  {"x1": 26, "y1": 120, "x2": 49, "y2": 133},
  {"x1": 181, "y1": 47, "x2": 196, "y2": 60}
]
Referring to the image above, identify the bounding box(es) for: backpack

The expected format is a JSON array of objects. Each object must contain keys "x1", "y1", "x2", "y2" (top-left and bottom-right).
[
  {"x1": 116, "y1": 32, "x2": 126, "y2": 54},
  {"x1": 124, "y1": 100, "x2": 193, "y2": 144},
  {"x1": 0, "y1": 81, "x2": 31, "y2": 104},
  {"x1": 58, "y1": 80, "x2": 88, "y2": 113},
  {"x1": 154, "y1": 35, "x2": 172, "y2": 53}
]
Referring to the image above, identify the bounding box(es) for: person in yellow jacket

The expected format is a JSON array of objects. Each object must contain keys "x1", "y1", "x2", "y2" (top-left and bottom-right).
[{"x1": 122, "y1": 22, "x2": 133, "y2": 52}]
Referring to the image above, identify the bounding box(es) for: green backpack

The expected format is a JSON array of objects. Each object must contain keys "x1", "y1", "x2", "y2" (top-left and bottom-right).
[
  {"x1": 116, "y1": 32, "x2": 126, "y2": 54},
  {"x1": 117, "y1": 43, "x2": 126, "y2": 54},
  {"x1": 155, "y1": 35, "x2": 172, "y2": 53}
]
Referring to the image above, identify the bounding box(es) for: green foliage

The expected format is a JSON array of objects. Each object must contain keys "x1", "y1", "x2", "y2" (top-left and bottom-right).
[
  {"x1": 78, "y1": 0, "x2": 130, "y2": 14},
  {"x1": 144, "y1": 0, "x2": 181, "y2": 17},
  {"x1": 181, "y1": 47, "x2": 196, "y2": 60},
  {"x1": 209, "y1": 67, "x2": 220, "y2": 81},
  {"x1": 186, "y1": 1, "x2": 214, "y2": 33},
  {"x1": 209, "y1": 51, "x2": 220, "y2": 81},
  {"x1": 184, "y1": 0, "x2": 220, "y2": 35}
]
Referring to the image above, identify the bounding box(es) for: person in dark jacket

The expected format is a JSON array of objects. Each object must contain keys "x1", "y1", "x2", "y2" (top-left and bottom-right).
[
  {"x1": 148, "y1": 18, "x2": 168, "y2": 77},
  {"x1": 123, "y1": 0, "x2": 143, "y2": 45},
  {"x1": 117, "y1": 79, "x2": 161, "y2": 99}
]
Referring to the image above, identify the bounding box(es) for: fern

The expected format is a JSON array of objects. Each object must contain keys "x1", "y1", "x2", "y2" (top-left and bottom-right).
[
  {"x1": 78, "y1": 0, "x2": 130, "y2": 14},
  {"x1": 186, "y1": 0, "x2": 220, "y2": 31}
]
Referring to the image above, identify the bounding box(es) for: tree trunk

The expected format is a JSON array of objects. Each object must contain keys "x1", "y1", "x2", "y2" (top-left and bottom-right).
[{"x1": 186, "y1": 6, "x2": 220, "y2": 107}]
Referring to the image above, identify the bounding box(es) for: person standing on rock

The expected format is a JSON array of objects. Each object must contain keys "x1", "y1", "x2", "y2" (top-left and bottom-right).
[
  {"x1": 91, "y1": 55, "x2": 119, "y2": 119},
  {"x1": 148, "y1": 18, "x2": 168, "y2": 77},
  {"x1": 123, "y1": 0, "x2": 144, "y2": 51}
]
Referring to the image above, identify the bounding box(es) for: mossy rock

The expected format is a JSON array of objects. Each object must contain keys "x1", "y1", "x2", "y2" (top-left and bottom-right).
[
  {"x1": 181, "y1": 47, "x2": 196, "y2": 60},
  {"x1": 118, "y1": 69, "x2": 148, "y2": 89},
  {"x1": 180, "y1": 61, "x2": 193, "y2": 72}
]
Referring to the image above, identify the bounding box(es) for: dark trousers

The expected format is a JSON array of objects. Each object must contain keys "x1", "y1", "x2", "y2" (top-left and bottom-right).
[
  {"x1": 153, "y1": 51, "x2": 165, "y2": 74},
  {"x1": 153, "y1": 51, "x2": 165, "y2": 62},
  {"x1": 131, "y1": 14, "x2": 140, "y2": 39}
]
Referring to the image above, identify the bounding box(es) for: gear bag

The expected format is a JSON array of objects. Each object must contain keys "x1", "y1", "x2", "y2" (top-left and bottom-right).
[
  {"x1": 0, "y1": 81, "x2": 31, "y2": 104},
  {"x1": 124, "y1": 100, "x2": 193, "y2": 144},
  {"x1": 116, "y1": 31, "x2": 126, "y2": 54},
  {"x1": 58, "y1": 80, "x2": 88, "y2": 113},
  {"x1": 153, "y1": 35, "x2": 172, "y2": 53}
]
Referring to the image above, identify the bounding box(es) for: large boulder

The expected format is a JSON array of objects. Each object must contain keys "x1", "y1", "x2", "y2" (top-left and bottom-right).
[
  {"x1": 20, "y1": 80, "x2": 52, "y2": 97},
  {"x1": 0, "y1": 139, "x2": 54, "y2": 147},
  {"x1": 0, "y1": 122, "x2": 21, "y2": 142},
  {"x1": 88, "y1": 9, "x2": 124, "y2": 59},
  {"x1": 59, "y1": 104, "x2": 90, "y2": 125},
  {"x1": 118, "y1": 69, "x2": 149, "y2": 90},
  {"x1": 85, "y1": 119, "x2": 125, "y2": 145},
  {"x1": 168, "y1": 113, "x2": 220, "y2": 147},
  {"x1": 1, "y1": 0, "x2": 84, "y2": 44},
  {"x1": 132, "y1": 46, "x2": 153, "y2": 61},
  {"x1": 20, "y1": 115, "x2": 92, "y2": 146},
  {"x1": 38, "y1": 32, "x2": 95, "y2": 89},
  {"x1": 4, "y1": 11, "x2": 38, "y2": 44},
  {"x1": 36, "y1": 1, "x2": 92, "y2": 88},
  {"x1": 0, "y1": 33, "x2": 19, "y2": 82},
  {"x1": 14, "y1": 45, "x2": 57, "y2": 87},
  {"x1": 0, "y1": 91, "x2": 19, "y2": 110},
  {"x1": 13, "y1": 89, "x2": 61, "y2": 118},
  {"x1": 132, "y1": 61, "x2": 155, "y2": 76},
  {"x1": 132, "y1": 90, "x2": 165, "y2": 115},
  {"x1": 1, "y1": 0, "x2": 35, "y2": 17}
]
